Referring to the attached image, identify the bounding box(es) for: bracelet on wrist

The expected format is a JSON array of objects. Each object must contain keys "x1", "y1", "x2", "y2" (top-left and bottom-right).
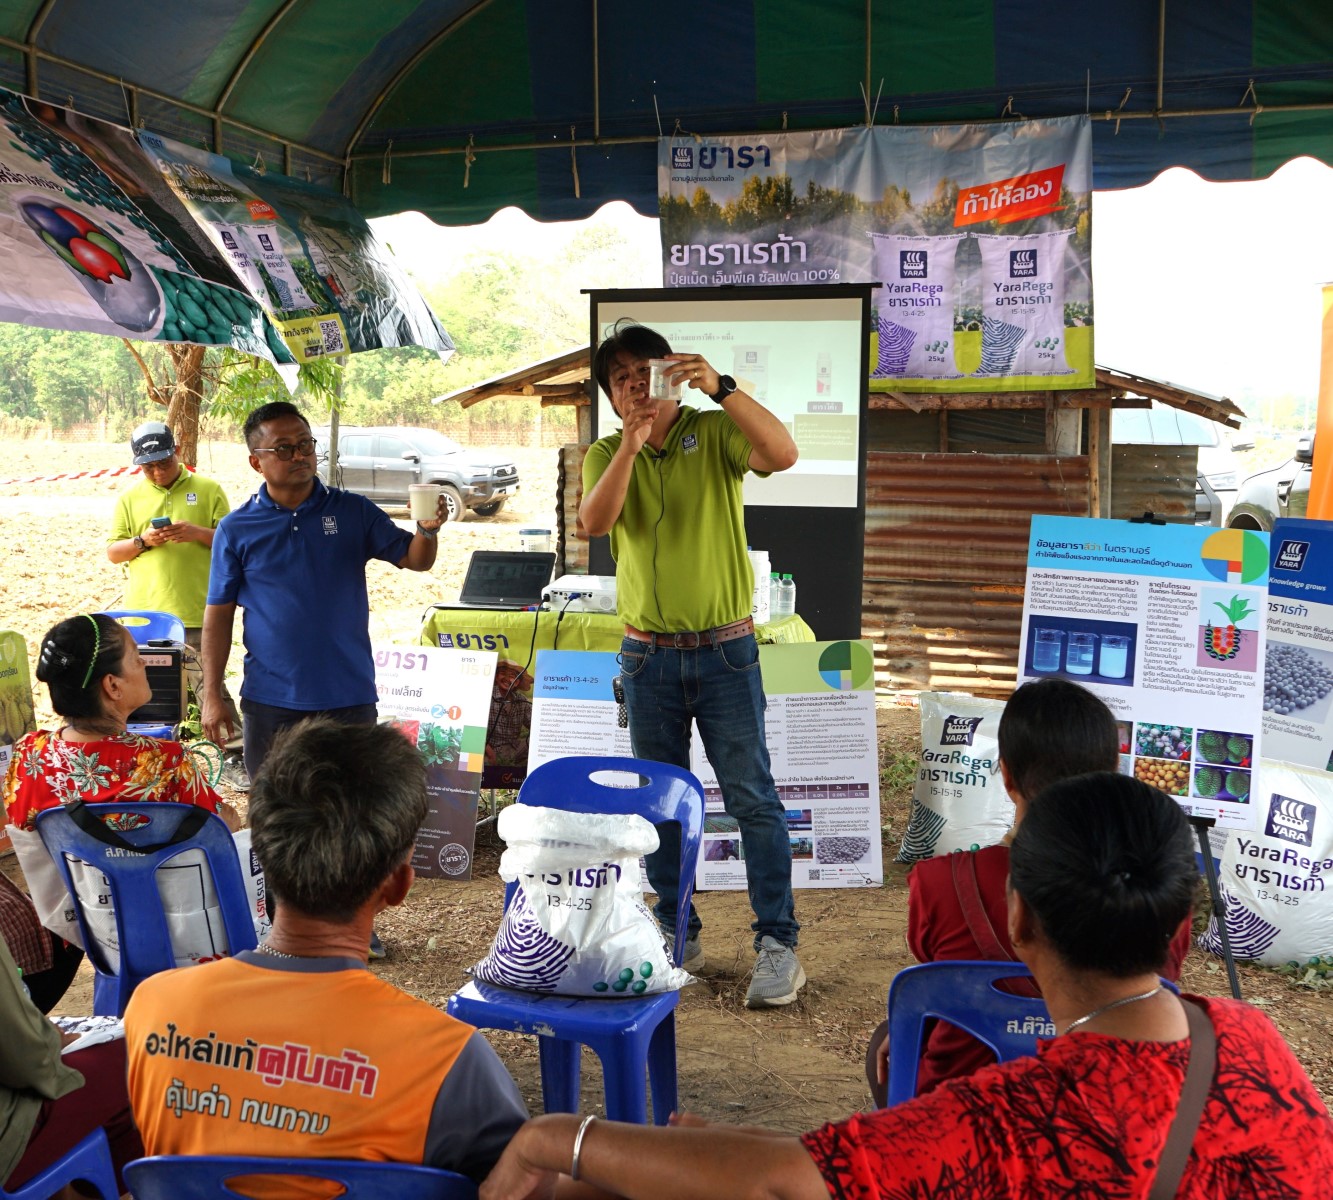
[
  {"x1": 570, "y1": 1113, "x2": 597, "y2": 1181},
  {"x1": 415, "y1": 522, "x2": 438, "y2": 538}
]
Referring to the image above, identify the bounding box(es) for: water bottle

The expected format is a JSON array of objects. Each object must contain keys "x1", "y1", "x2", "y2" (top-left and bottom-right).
[
  {"x1": 769, "y1": 572, "x2": 780, "y2": 618},
  {"x1": 775, "y1": 573, "x2": 796, "y2": 619}
]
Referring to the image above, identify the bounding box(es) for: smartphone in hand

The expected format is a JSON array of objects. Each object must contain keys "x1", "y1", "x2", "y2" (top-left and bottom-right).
[{"x1": 150, "y1": 516, "x2": 171, "y2": 529}]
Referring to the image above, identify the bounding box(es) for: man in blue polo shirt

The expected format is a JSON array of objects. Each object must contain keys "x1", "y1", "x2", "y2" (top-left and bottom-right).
[{"x1": 199, "y1": 401, "x2": 445, "y2": 952}]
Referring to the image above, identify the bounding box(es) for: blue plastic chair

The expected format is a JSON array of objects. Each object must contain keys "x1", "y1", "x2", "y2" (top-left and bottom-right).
[
  {"x1": 2, "y1": 1130, "x2": 119, "y2": 1200},
  {"x1": 124, "y1": 1155, "x2": 477, "y2": 1199},
  {"x1": 885, "y1": 961, "x2": 1052, "y2": 1107},
  {"x1": 448, "y1": 756, "x2": 704, "y2": 1125},
  {"x1": 35, "y1": 802, "x2": 257, "y2": 1017},
  {"x1": 105, "y1": 609, "x2": 189, "y2": 739},
  {"x1": 885, "y1": 960, "x2": 1182, "y2": 1106},
  {"x1": 104, "y1": 609, "x2": 187, "y2": 644}
]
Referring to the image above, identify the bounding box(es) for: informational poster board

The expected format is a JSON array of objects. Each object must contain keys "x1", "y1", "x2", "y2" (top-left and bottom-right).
[
  {"x1": 1261, "y1": 518, "x2": 1333, "y2": 772},
  {"x1": 530, "y1": 643, "x2": 883, "y2": 890},
  {"x1": 373, "y1": 644, "x2": 494, "y2": 881},
  {"x1": 528, "y1": 650, "x2": 632, "y2": 766},
  {"x1": 1020, "y1": 517, "x2": 1270, "y2": 829}
]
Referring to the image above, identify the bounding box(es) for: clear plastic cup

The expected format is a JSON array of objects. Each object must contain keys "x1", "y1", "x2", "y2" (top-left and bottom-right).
[
  {"x1": 647, "y1": 359, "x2": 683, "y2": 402},
  {"x1": 520, "y1": 528, "x2": 552, "y2": 553}
]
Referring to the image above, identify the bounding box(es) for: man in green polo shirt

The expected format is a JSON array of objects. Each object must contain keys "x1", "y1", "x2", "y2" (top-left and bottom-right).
[
  {"x1": 583, "y1": 320, "x2": 804, "y2": 1008},
  {"x1": 107, "y1": 420, "x2": 245, "y2": 787}
]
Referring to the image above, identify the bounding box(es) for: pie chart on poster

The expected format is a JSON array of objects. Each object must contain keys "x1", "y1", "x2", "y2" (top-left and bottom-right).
[
  {"x1": 1200, "y1": 529, "x2": 1268, "y2": 585},
  {"x1": 818, "y1": 641, "x2": 873, "y2": 691}
]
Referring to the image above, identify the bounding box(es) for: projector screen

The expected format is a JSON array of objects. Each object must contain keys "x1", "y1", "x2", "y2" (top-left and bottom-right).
[{"x1": 591, "y1": 289, "x2": 869, "y2": 508}]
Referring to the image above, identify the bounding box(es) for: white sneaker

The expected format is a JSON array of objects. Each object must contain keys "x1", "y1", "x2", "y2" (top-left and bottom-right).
[{"x1": 745, "y1": 936, "x2": 805, "y2": 1008}]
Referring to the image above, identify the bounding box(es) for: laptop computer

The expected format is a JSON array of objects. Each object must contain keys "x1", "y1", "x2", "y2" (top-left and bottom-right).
[{"x1": 436, "y1": 549, "x2": 557, "y2": 611}]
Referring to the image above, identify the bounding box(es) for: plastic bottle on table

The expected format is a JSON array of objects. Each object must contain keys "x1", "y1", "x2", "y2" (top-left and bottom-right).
[
  {"x1": 769, "y1": 572, "x2": 780, "y2": 618},
  {"x1": 775, "y1": 573, "x2": 796, "y2": 619}
]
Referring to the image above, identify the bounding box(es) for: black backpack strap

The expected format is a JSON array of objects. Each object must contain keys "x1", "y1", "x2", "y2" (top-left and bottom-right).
[{"x1": 63, "y1": 800, "x2": 210, "y2": 855}]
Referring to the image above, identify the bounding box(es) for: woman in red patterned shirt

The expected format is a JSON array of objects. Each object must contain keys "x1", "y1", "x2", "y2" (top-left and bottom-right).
[
  {"x1": 4, "y1": 613, "x2": 239, "y2": 953},
  {"x1": 479, "y1": 773, "x2": 1333, "y2": 1200}
]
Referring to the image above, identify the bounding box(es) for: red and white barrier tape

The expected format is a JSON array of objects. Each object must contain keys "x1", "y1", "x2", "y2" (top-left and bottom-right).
[{"x1": 0, "y1": 464, "x2": 141, "y2": 486}]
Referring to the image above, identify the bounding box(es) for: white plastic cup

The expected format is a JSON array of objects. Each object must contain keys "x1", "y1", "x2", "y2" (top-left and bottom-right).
[
  {"x1": 408, "y1": 484, "x2": 442, "y2": 522},
  {"x1": 520, "y1": 528, "x2": 552, "y2": 554},
  {"x1": 647, "y1": 358, "x2": 683, "y2": 402}
]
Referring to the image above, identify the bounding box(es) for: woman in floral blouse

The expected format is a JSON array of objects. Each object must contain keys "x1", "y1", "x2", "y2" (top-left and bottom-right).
[{"x1": 4, "y1": 613, "x2": 240, "y2": 954}]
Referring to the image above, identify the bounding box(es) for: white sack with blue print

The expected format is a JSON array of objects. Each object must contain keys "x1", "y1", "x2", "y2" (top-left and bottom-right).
[
  {"x1": 895, "y1": 691, "x2": 1012, "y2": 864},
  {"x1": 471, "y1": 805, "x2": 693, "y2": 996},
  {"x1": 1198, "y1": 759, "x2": 1333, "y2": 968}
]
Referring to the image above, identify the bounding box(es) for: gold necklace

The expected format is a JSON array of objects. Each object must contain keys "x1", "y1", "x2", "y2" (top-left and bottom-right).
[{"x1": 1062, "y1": 984, "x2": 1163, "y2": 1035}]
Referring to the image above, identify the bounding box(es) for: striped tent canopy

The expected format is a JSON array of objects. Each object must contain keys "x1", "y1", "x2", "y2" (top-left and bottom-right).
[{"x1": 1, "y1": 0, "x2": 1330, "y2": 225}]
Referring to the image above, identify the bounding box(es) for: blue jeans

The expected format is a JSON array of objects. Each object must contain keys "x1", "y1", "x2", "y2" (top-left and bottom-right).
[
  {"x1": 240, "y1": 698, "x2": 378, "y2": 781},
  {"x1": 620, "y1": 633, "x2": 798, "y2": 950}
]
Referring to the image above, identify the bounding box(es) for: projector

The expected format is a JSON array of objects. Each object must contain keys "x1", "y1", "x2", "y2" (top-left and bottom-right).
[{"x1": 543, "y1": 574, "x2": 619, "y2": 614}]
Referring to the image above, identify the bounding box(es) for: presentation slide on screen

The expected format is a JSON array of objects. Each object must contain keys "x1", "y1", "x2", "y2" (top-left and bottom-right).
[{"x1": 593, "y1": 295, "x2": 864, "y2": 508}]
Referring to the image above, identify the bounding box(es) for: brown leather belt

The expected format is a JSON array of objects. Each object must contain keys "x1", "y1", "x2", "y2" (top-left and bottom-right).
[{"x1": 624, "y1": 616, "x2": 754, "y2": 649}]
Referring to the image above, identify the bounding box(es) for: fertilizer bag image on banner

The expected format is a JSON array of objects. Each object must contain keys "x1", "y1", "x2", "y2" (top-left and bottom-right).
[
  {"x1": 868, "y1": 233, "x2": 963, "y2": 380},
  {"x1": 974, "y1": 229, "x2": 1074, "y2": 378}
]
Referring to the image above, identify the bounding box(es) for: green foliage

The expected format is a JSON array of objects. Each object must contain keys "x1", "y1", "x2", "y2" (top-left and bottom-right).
[{"x1": 419, "y1": 722, "x2": 462, "y2": 768}]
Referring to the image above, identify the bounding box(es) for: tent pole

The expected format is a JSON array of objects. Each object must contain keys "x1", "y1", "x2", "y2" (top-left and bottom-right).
[{"x1": 1156, "y1": 0, "x2": 1167, "y2": 113}]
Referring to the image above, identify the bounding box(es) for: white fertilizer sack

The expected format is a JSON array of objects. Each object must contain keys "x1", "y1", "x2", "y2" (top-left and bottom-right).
[
  {"x1": 472, "y1": 805, "x2": 693, "y2": 996},
  {"x1": 1198, "y1": 759, "x2": 1333, "y2": 968},
  {"x1": 973, "y1": 229, "x2": 1073, "y2": 377},
  {"x1": 895, "y1": 692, "x2": 1012, "y2": 864},
  {"x1": 868, "y1": 233, "x2": 962, "y2": 379}
]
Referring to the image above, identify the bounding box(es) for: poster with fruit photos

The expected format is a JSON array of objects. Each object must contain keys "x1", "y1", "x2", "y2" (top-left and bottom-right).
[
  {"x1": 373, "y1": 643, "x2": 495, "y2": 881},
  {"x1": 1019, "y1": 516, "x2": 1269, "y2": 830},
  {"x1": 1259, "y1": 518, "x2": 1333, "y2": 773}
]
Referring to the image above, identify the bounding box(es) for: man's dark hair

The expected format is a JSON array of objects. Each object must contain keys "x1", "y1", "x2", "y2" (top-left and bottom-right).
[
  {"x1": 998, "y1": 678, "x2": 1120, "y2": 800},
  {"x1": 243, "y1": 401, "x2": 308, "y2": 449},
  {"x1": 35, "y1": 613, "x2": 129, "y2": 720},
  {"x1": 1009, "y1": 772, "x2": 1197, "y2": 977},
  {"x1": 249, "y1": 719, "x2": 428, "y2": 922},
  {"x1": 592, "y1": 319, "x2": 672, "y2": 398}
]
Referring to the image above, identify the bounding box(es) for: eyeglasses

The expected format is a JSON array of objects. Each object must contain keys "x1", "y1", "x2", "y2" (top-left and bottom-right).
[{"x1": 253, "y1": 437, "x2": 317, "y2": 461}]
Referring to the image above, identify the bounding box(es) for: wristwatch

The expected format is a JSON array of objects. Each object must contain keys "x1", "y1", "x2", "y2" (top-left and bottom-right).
[
  {"x1": 709, "y1": 374, "x2": 737, "y2": 404},
  {"x1": 415, "y1": 522, "x2": 438, "y2": 538},
  {"x1": 133, "y1": 535, "x2": 149, "y2": 552}
]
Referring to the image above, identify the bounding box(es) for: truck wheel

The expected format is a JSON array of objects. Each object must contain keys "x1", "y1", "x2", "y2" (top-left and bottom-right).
[
  {"x1": 473, "y1": 498, "x2": 507, "y2": 517},
  {"x1": 438, "y1": 484, "x2": 464, "y2": 522}
]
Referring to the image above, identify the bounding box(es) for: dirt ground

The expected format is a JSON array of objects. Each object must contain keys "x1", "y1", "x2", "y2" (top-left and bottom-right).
[{"x1": 2, "y1": 434, "x2": 1330, "y2": 1127}]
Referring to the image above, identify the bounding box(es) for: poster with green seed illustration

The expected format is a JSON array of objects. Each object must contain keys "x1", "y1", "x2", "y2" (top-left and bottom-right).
[
  {"x1": 1262, "y1": 518, "x2": 1333, "y2": 772},
  {"x1": 1021, "y1": 516, "x2": 1269, "y2": 829}
]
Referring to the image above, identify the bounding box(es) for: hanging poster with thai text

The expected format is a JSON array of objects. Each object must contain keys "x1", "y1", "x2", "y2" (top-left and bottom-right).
[
  {"x1": 1019, "y1": 516, "x2": 1270, "y2": 829},
  {"x1": 0, "y1": 89, "x2": 277, "y2": 358},
  {"x1": 138, "y1": 132, "x2": 453, "y2": 363},
  {"x1": 373, "y1": 643, "x2": 495, "y2": 881},
  {"x1": 1259, "y1": 518, "x2": 1333, "y2": 772},
  {"x1": 658, "y1": 116, "x2": 1092, "y2": 391},
  {"x1": 527, "y1": 650, "x2": 633, "y2": 767}
]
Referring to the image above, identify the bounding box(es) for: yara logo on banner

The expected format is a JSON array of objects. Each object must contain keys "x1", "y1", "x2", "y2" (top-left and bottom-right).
[
  {"x1": 671, "y1": 144, "x2": 772, "y2": 172},
  {"x1": 899, "y1": 250, "x2": 927, "y2": 278}
]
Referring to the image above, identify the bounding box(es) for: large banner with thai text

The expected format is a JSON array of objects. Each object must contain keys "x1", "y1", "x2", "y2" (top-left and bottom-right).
[
  {"x1": 0, "y1": 86, "x2": 452, "y2": 364},
  {"x1": 658, "y1": 117, "x2": 1092, "y2": 392}
]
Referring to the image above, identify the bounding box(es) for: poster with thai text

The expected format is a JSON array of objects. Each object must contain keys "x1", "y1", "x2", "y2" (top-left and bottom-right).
[
  {"x1": 373, "y1": 643, "x2": 494, "y2": 880},
  {"x1": 528, "y1": 643, "x2": 883, "y2": 890},
  {"x1": 1020, "y1": 516, "x2": 1270, "y2": 829},
  {"x1": 1260, "y1": 518, "x2": 1333, "y2": 772},
  {"x1": 658, "y1": 116, "x2": 1092, "y2": 391}
]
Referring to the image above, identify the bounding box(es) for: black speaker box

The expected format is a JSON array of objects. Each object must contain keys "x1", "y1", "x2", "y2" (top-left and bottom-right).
[{"x1": 129, "y1": 645, "x2": 187, "y2": 727}]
